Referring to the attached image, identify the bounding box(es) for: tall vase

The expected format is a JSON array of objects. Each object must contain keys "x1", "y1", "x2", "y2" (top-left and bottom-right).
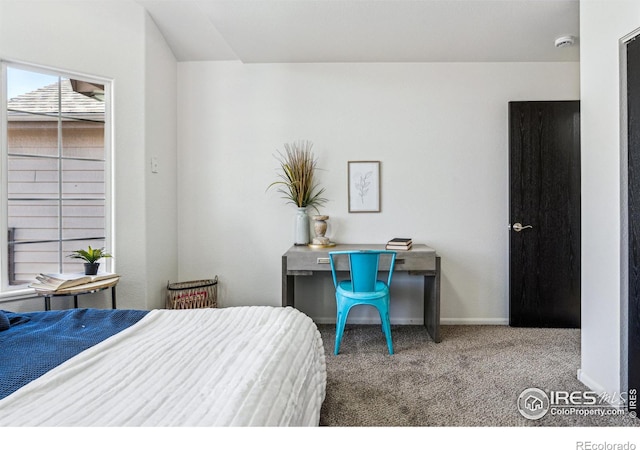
[{"x1": 294, "y1": 207, "x2": 310, "y2": 245}]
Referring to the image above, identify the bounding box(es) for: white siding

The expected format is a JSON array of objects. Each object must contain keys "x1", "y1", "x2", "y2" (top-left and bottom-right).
[{"x1": 7, "y1": 120, "x2": 106, "y2": 283}]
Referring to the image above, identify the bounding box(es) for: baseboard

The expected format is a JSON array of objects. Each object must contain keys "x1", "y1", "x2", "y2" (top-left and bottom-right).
[
  {"x1": 312, "y1": 317, "x2": 509, "y2": 326},
  {"x1": 440, "y1": 318, "x2": 509, "y2": 325},
  {"x1": 577, "y1": 369, "x2": 602, "y2": 392},
  {"x1": 577, "y1": 369, "x2": 624, "y2": 407}
]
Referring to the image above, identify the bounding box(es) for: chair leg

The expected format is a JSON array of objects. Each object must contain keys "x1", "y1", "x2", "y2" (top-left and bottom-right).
[
  {"x1": 334, "y1": 303, "x2": 350, "y2": 355},
  {"x1": 377, "y1": 305, "x2": 394, "y2": 355},
  {"x1": 382, "y1": 312, "x2": 394, "y2": 355}
]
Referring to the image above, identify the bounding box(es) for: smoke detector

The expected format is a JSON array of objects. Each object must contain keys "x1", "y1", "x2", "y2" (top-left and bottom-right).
[{"x1": 555, "y1": 35, "x2": 576, "y2": 48}]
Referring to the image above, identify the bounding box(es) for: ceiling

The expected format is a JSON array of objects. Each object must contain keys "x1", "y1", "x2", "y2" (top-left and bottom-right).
[{"x1": 135, "y1": 0, "x2": 580, "y2": 63}]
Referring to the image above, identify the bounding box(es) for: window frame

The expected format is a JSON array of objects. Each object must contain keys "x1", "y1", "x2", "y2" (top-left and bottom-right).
[{"x1": 0, "y1": 60, "x2": 113, "y2": 299}]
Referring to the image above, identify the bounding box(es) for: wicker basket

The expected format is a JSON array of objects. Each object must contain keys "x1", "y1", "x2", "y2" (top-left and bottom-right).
[{"x1": 166, "y1": 276, "x2": 218, "y2": 309}]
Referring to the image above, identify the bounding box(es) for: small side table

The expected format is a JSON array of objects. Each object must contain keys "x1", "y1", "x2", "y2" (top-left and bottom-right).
[{"x1": 36, "y1": 278, "x2": 119, "y2": 311}]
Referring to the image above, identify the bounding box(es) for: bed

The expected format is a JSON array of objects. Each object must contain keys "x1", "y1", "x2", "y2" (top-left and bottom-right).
[{"x1": 0, "y1": 305, "x2": 326, "y2": 426}]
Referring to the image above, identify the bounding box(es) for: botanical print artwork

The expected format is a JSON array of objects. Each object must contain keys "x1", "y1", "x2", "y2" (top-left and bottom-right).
[
  {"x1": 348, "y1": 161, "x2": 380, "y2": 212},
  {"x1": 355, "y1": 171, "x2": 373, "y2": 205}
]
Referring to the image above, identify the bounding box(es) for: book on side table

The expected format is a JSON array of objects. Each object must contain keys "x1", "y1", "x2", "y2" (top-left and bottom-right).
[
  {"x1": 386, "y1": 238, "x2": 413, "y2": 251},
  {"x1": 30, "y1": 272, "x2": 119, "y2": 292}
]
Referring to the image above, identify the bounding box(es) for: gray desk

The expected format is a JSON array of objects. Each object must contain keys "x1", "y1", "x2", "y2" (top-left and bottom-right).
[{"x1": 282, "y1": 244, "x2": 442, "y2": 342}]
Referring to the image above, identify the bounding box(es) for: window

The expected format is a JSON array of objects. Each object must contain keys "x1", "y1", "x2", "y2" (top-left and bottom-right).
[{"x1": 1, "y1": 62, "x2": 111, "y2": 293}]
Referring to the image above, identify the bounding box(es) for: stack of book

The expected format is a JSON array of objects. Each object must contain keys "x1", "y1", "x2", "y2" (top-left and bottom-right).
[
  {"x1": 29, "y1": 272, "x2": 120, "y2": 293},
  {"x1": 386, "y1": 238, "x2": 413, "y2": 250}
]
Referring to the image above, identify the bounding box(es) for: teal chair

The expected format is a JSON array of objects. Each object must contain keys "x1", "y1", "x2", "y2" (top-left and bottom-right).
[{"x1": 329, "y1": 250, "x2": 397, "y2": 355}]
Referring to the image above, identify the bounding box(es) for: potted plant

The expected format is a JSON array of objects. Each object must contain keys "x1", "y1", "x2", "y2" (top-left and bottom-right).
[
  {"x1": 268, "y1": 140, "x2": 328, "y2": 245},
  {"x1": 68, "y1": 246, "x2": 112, "y2": 275}
]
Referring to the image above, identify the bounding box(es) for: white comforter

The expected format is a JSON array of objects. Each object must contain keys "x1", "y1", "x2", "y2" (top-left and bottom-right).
[{"x1": 0, "y1": 306, "x2": 326, "y2": 426}]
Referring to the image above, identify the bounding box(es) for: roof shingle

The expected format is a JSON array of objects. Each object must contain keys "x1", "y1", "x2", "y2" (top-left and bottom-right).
[{"x1": 8, "y1": 79, "x2": 104, "y2": 118}]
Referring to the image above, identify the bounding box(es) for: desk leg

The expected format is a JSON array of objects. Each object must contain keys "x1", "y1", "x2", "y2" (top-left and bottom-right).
[
  {"x1": 74, "y1": 295, "x2": 79, "y2": 308},
  {"x1": 45, "y1": 296, "x2": 51, "y2": 311},
  {"x1": 111, "y1": 286, "x2": 117, "y2": 309},
  {"x1": 424, "y1": 256, "x2": 441, "y2": 343},
  {"x1": 282, "y1": 256, "x2": 295, "y2": 307}
]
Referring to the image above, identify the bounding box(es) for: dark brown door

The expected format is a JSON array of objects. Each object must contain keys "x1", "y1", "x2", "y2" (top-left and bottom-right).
[
  {"x1": 626, "y1": 34, "x2": 640, "y2": 402},
  {"x1": 509, "y1": 101, "x2": 581, "y2": 328}
]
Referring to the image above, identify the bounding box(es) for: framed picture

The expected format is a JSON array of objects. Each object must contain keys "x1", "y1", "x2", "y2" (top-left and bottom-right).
[{"x1": 348, "y1": 161, "x2": 381, "y2": 213}]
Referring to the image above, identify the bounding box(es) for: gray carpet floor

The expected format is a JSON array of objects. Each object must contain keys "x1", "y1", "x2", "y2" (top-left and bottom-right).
[{"x1": 317, "y1": 324, "x2": 640, "y2": 427}]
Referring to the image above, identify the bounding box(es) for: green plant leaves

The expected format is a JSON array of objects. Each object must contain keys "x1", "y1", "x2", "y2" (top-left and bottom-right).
[
  {"x1": 67, "y1": 245, "x2": 112, "y2": 263},
  {"x1": 267, "y1": 140, "x2": 328, "y2": 212}
]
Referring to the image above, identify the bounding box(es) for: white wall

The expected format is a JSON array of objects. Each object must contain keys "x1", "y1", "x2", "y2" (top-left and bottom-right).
[
  {"x1": 177, "y1": 61, "x2": 579, "y2": 324},
  {"x1": 579, "y1": 0, "x2": 640, "y2": 399},
  {"x1": 0, "y1": 1, "x2": 178, "y2": 311},
  {"x1": 144, "y1": 13, "x2": 179, "y2": 309}
]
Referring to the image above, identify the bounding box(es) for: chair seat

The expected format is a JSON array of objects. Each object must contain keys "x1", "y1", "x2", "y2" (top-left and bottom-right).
[{"x1": 337, "y1": 280, "x2": 389, "y2": 300}]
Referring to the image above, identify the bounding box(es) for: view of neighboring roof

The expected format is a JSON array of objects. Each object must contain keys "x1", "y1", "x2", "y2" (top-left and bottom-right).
[{"x1": 8, "y1": 79, "x2": 104, "y2": 120}]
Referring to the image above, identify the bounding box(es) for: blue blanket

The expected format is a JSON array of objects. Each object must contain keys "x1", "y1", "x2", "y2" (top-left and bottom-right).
[{"x1": 0, "y1": 308, "x2": 148, "y2": 400}]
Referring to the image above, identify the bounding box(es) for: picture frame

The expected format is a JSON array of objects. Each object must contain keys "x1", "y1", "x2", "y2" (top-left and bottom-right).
[{"x1": 348, "y1": 161, "x2": 381, "y2": 213}]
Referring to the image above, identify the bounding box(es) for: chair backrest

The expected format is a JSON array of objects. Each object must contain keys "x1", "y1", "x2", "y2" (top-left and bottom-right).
[{"x1": 329, "y1": 250, "x2": 397, "y2": 292}]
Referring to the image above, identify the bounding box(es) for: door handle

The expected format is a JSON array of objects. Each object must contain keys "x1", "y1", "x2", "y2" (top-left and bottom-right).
[{"x1": 511, "y1": 222, "x2": 533, "y2": 232}]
